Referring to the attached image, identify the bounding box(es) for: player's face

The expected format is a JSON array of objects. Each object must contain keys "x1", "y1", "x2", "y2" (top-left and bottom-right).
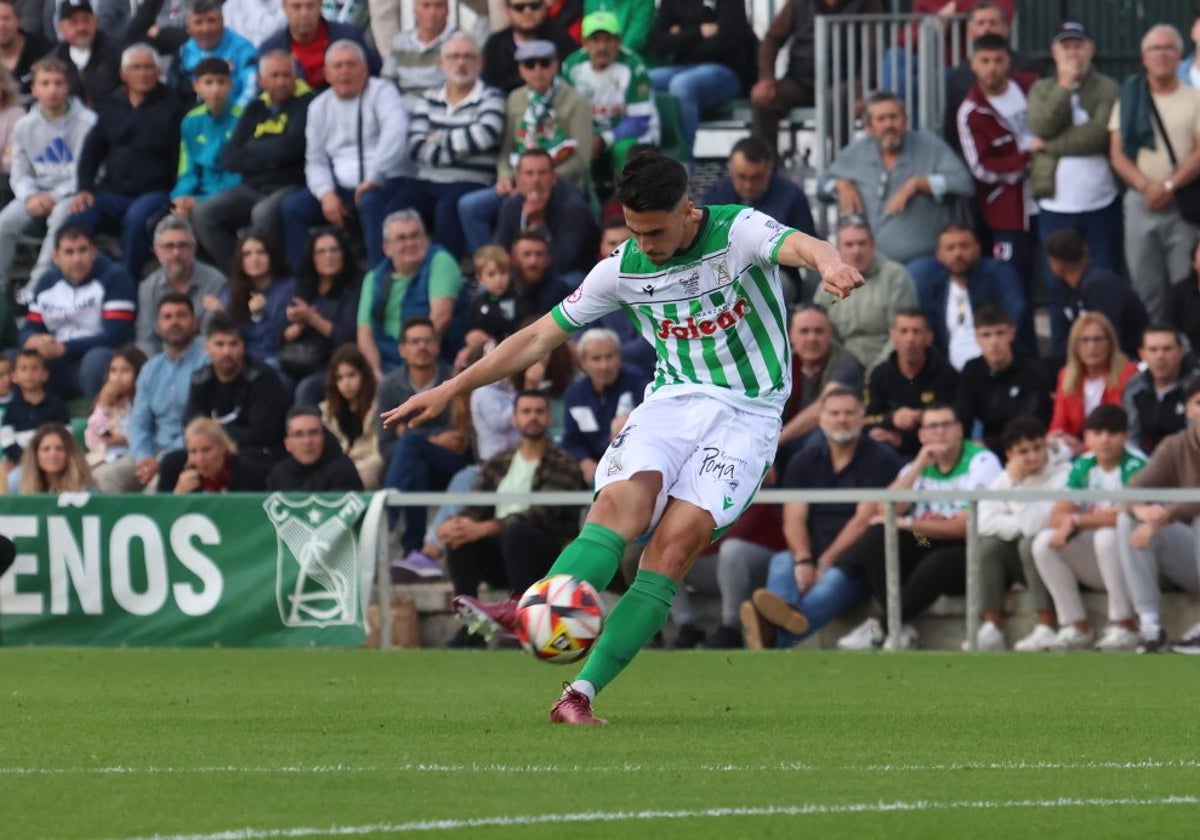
[
  {"x1": 284, "y1": 416, "x2": 325, "y2": 465},
  {"x1": 580, "y1": 338, "x2": 620, "y2": 389},
  {"x1": 623, "y1": 199, "x2": 693, "y2": 265},
  {"x1": 819, "y1": 394, "x2": 863, "y2": 444}
]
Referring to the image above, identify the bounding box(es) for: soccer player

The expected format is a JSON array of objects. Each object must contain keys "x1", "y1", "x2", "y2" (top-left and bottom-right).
[{"x1": 382, "y1": 149, "x2": 863, "y2": 724}]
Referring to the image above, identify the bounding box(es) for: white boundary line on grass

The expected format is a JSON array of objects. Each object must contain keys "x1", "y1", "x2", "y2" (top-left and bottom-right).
[{"x1": 92, "y1": 796, "x2": 1200, "y2": 840}]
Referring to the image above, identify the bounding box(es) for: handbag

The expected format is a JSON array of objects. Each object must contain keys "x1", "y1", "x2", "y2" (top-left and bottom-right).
[{"x1": 1146, "y1": 87, "x2": 1200, "y2": 224}]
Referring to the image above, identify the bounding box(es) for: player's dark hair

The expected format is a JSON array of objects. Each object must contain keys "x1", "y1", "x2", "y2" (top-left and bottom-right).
[
  {"x1": 972, "y1": 33, "x2": 1010, "y2": 53},
  {"x1": 1000, "y1": 416, "x2": 1046, "y2": 452},
  {"x1": 731, "y1": 135, "x2": 772, "y2": 164},
  {"x1": 973, "y1": 303, "x2": 1011, "y2": 328},
  {"x1": 1044, "y1": 228, "x2": 1087, "y2": 265},
  {"x1": 1083, "y1": 404, "x2": 1128, "y2": 434},
  {"x1": 616, "y1": 148, "x2": 689, "y2": 212}
]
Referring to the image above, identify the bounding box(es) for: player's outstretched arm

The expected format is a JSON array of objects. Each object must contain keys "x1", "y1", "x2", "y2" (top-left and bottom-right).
[
  {"x1": 774, "y1": 230, "x2": 864, "y2": 299},
  {"x1": 381, "y1": 313, "x2": 571, "y2": 430}
]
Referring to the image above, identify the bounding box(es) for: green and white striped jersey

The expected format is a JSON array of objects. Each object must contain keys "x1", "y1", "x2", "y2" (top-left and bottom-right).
[
  {"x1": 901, "y1": 440, "x2": 1003, "y2": 519},
  {"x1": 552, "y1": 205, "x2": 796, "y2": 418}
]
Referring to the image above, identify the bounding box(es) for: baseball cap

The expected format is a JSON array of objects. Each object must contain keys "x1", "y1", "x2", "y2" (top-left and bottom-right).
[
  {"x1": 1052, "y1": 21, "x2": 1090, "y2": 44},
  {"x1": 58, "y1": 0, "x2": 95, "y2": 19},
  {"x1": 514, "y1": 39, "x2": 557, "y2": 62},
  {"x1": 582, "y1": 11, "x2": 620, "y2": 39}
]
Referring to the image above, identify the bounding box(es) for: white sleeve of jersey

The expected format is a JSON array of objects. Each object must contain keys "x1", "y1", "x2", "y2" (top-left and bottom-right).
[
  {"x1": 552, "y1": 252, "x2": 623, "y2": 331},
  {"x1": 728, "y1": 208, "x2": 797, "y2": 266}
]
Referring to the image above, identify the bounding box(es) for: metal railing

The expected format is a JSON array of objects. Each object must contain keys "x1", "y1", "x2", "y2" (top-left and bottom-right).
[{"x1": 378, "y1": 486, "x2": 1200, "y2": 651}]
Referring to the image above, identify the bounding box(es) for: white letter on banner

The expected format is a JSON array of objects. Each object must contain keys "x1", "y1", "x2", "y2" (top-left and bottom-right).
[
  {"x1": 170, "y1": 515, "x2": 223, "y2": 616},
  {"x1": 47, "y1": 516, "x2": 103, "y2": 615},
  {"x1": 0, "y1": 516, "x2": 41, "y2": 614},
  {"x1": 109, "y1": 515, "x2": 168, "y2": 616}
]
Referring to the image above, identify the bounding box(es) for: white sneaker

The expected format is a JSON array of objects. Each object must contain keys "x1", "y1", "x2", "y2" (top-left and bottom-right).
[
  {"x1": 837, "y1": 617, "x2": 884, "y2": 650},
  {"x1": 1047, "y1": 625, "x2": 1095, "y2": 652},
  {"x1": 962, "y1": 620, "x2": 1006, "y2": 652},
  {"x1": 1094, "y1": 624, "x2": 1138, "y2": 652},
  {"x1": 1013, "y1": 623, "x2": 1058, "y2": 652},
  {"x1": 883, "y1": 624, "x2": 920, "y2": 650}
]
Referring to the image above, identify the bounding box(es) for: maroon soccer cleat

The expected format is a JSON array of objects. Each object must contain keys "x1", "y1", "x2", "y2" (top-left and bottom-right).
[
  {"x1": 451, "y1": 594, "x2": 519, "y2": 642},
  {"x1": 550, "y1": 684, "x2": 608, "y2": 725}
]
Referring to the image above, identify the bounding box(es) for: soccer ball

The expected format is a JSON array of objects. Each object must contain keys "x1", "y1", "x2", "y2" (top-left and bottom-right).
[{"x1": 516, "y1": 575, "x2": 604, "y2": 664}]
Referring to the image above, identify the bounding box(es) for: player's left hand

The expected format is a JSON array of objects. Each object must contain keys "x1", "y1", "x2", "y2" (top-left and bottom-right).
[{"x1": 819, "y1": 262, "x2": 863, "y2": 299}]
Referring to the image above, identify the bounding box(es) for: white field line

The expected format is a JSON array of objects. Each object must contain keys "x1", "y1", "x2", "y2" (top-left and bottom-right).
[
  {"x1": 4, "y1": 758, "x2": 1200, "y2": 776},
  {"x1": 92, "y1": 796, "x2": 1200, "y2": 840}
]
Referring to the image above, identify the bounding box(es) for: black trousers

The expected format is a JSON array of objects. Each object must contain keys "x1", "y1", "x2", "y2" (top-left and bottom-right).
[
  {"x1": 446, "y1": 520, "x2": 566, "y2": 598},
  {"x1": 837, "y1": 524, "x2": 966, "y2": 623}
]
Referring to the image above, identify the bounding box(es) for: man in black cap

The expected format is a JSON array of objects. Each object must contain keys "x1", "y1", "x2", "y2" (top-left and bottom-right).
[{"x1": 50, "y1": 0, "x2": 121, "y2": 108}]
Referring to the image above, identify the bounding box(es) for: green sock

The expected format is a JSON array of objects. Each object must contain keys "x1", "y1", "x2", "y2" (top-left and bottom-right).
[
  {"x1": 545, "y1": 522, "x2": 627, "y2": 592},
  {"x1": 576, "y1": 569, "x2": 677, "y2": 696}
]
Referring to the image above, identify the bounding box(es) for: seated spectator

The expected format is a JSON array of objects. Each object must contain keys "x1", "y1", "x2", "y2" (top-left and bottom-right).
[
  {"x1": 51, "y1": 0, "x2": 121, "y2": 109},
  {"x1": 492, "y1": 148, "x2": 598, "y2": 284},
  {"x1": 0, "y1": 0, "x2": 52, "y2": 107},
  {"x1": 442, "y1": 389, "x2": 586, "y2": 647},
  {"x1": 0, "y1": 356, "x2": 13, "y2": 422},
  {"x1": 267, "y1": 405, "x2": 362, "y2": 490},
  {"x1": 864, "y1": 307, "x2": 959, "y2": 456},
  {"x1": 177, "y1": 0, "x2": 258, "y2": 109},
  {"x1": 974, "y1": 417, "x2": 1066, "y2": 651},
  {"x1": 136, "y1": 216, "x2": 227, "y2": 356},
  {"x1": 954, "y1": 304, "x2": 1050, "y2": 458},
  {"x1": 169, "y1": 57, "x2": 244, "y2": 224},
  {"x1": 0, "y1": 56, "x2": 96, "y2": 294},
  {"x1": 581, "y1": 0, "x2": 650, "y2": 57},
  {"x1": 1048, "y1": 312, "x2": 1139, "y2": 456},
  {"x1": 823, "y1": 92, "x2": 974, "y2": 265},
  {"x1": 258, "y1": 0, "x2": 380, "y2": 88},
  {"x1": 319, "y1": 343, "x2": 381, "y2": 489},
  {"x1": 20, "y1": 225, "x2": 136, "y2": 400},
  {"x1": 1043, "y1": 228, "x2": 1148, "y2": 362},
  {"x1": 0, "y1": 65, "x2": 23, "y2": 184},
  {"x1": 835, "y1": 403, "x2": 1002, "y2": 650},
  {"x1": 356, "y1": 210, "x2": 464, "y2": 380},
  {"x1": 222, "y1": 0, "x2": 286, "y2": 47},
  {"x1": 909, "y1": 224, "x2": 1031, "y2": 366},
  {"x1": 160, "y1": 415, "x2": 267, "y2": 492},
  {"x1": 16, "y1": 422, "x2": 93, "y2": 492},
  {"x1": 812, "y1": 215, "x2": 917, "y2": 372},
  {"x1": 122, "y1": 0, "x2": 190, "y2": 56},
  {"x1": 2, "y1": 349, "x2": 70, "y2": 480},
  {"x1": 702, "y1": 136, "x2": 816, "y2": 237},
  {"x1": 214, "y1": 230, "x2": 294, "y2": 369},
  {"x1": 776, "y1": 303, "x2": 863, "y2": 474},
  {"x1": 68, "y1": 43, "x2": 186, "y2": 280},
  {"x1": 741, "y1": 386, "x2": 903, "y2": 649},
  {"x1": 394, "y1": 32, "x2": 505, "y2": 261},
  {"x1": 560, "y1": 327, "x2": 646, "y2": 486},
  {"x1": 648, "y1": 0, "x2": 755, "y2": 164},
  {"x1": 193, "y1": 50, "x2": 313, "y2": 272},
  {"x1": 84, "y1": 345, "x2": 147, "y2": 468},
  {"x1": 93, "y1": 293, "x2": 208, "y2": 493},
  {"x1": 1124, "y1": 324, "x2": 1195, "y2": 455},
  {"x1": 561, "y1": 10, "x2": 657, "y2": 179},
  {"x1": 480, "y1": 0, "x2": 577, "y2": 95},
  {"x1": 1032, "y1": 404, "x2": 1144, "y2": 651},
  {"x1": 1117, "y1": 377, "x2": 1200, "y2": 653},
  {"x1": 280, "y1": 40, "x2": 406, "y2": 270},
  {"x1": 380, "y1": 0, "x2": 453, "y2": 107},
  {"x1": 282, "y1": 226, "x2": 361, "y2": 400},
  {"x1": 1170, "y1": 238, "x2": 1200, "y2": 348},
  {"x1": 459, "y1": 244, "x2": 517, "y2": 366},
  {"x1": 510, "y1": 229, "x2": 570, "y2": 321}
]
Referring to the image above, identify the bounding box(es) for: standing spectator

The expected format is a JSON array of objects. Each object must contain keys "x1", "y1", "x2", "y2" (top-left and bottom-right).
[
  {"x1": 84, "y1": 345, "x2": 146, "y2": 469},
  {"x1": 0, "y1": 56, "x2": 95, "y2": 290},
  {"x1": 177, "y1": 0, "x2": 259, "y2": 109},
  {"x1": 863, "y1": 307, "x2": 959, "y2": 456},
  {"x1": 160, "y1": 416, "x2": 267, "y2": 492},
  {"x1": 136, "y1": 216, "x2": 227, "y2": 356},
  {"x1": 169, "y1": 57, "x2": 243, "y2": 221},
  {"x1": 1123, "y1": 324, "x2": 1194, "y2": 456},
  {"x1": 394, "y1": 33, "x2": 505, "y2": 262},
  {"x1": 480, "y1": 0, "x2": 577, "y2": 96},
  {"x1": 319, "y1": 343, "x2": 381, "y2": 489},
  {"x1": 1042, "y1": 228, "x2": 1148, "y2": 361},
  {"x1": 16, "y1": 422, "x2": 93, "y2": 492},
  {"x1": 1110, "y1": 24, "x2": 1200, "y2": 322},
  {"x1": 1171, "y1": 238, "x2": 1200, "y2": 349},
  {"x1": 509, "y1": 229, "x2": 569, "y2": 321},
  {"x1": 68, "y1": 43, "x2": 186, "y2": 280},
  {"x1": 1028, "y1": 22, "x2": 1122, "y2": 355},
  {"x1": 1048, "y1": 312, "x2": 1139, "y2": 456},
  {"x1": 215, "y1": 230, "x2": 294, "y2": 369},
  {"x1": 2, "y1": 349, "x2": 70, "y2": 478},
  {"x1": 823, "y1": 92, "x2": 974, "y2": 265},
  {"x1": 258, "y1": 0, "x2": 380, "y2": 89},
  {"x1": 193, "y1": 51, "x2": 314, "y2": 271},
  {"x1": 20, "y1": 225, "x2": 135, "y2": 400},
  {"x1": 0, "y1": 0, "x2": 51, "y2": 105},
  {"x1": 703, "y1": 136, "x2": 816, "y2": 237},
  {"x1": 280, "y1": 40, "x2": 407, "y2": 270},
  {"x1": 266, "y1": 406, "x2": 362, "y2": 490},
  {"x1": 812, "y1": 215, "x2": 917, "y2": 372},
  {"x1": 50, "y1": 0, "x2": 121, "y2": 109},
  {"x1": 222, "y1": 0, "x2": 286, "y2": 47},
  {"x1": 648, "y1": 0, "x2": 755, "y2": 164},
  {"x1": 380, "y1": 0, "x2": 453, "y2": 108}
]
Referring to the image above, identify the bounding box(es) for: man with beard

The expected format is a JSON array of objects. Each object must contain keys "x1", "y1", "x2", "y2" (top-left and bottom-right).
[{"x1": 136, "y1": 216, "x2": 226, "y2": 356}]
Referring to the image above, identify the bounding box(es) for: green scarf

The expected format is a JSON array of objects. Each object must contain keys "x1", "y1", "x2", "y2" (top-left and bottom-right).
[{"x1": 512, "y1": 79, "x2": 577, "y2": 167}]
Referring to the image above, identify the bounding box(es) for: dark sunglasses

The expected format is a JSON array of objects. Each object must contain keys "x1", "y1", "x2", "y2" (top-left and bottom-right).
[
  {"x1": 510, "y1": 2, "x2": 542, "y2": 11},
  {"x1": 520, "y1": 57, "x2": 553, "y2": 69}
]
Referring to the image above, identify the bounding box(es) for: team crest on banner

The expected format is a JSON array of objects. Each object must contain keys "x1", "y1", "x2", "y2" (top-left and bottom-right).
[{"x1": 265, "y1": 493, "x2": 367, "y2": 628}]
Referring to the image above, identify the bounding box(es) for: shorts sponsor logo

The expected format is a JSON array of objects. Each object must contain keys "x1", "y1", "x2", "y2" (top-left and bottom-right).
[
  {"x1": 699, "y1": 447, "x2": 745, "y2": 490},
  {"x1": 657, "y1": 298, "x2": 749, "y2": 340}
]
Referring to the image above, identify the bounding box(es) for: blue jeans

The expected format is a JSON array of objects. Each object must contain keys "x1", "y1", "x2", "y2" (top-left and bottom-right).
[
  {"x1": 649, "y1": 64, "x2": 742, "y2": 161},
  {"x1": 458, "y1": 187, "x2": 503, "y2": 256},
  {"x1": 68, "y1": 190, "x2": 169, "y2": 278},
  {"x1": 765, "y1": 550, "x2": 868, "y2": 648},
  {"x1": 384, "y1": 433, "x2": 470, "y2": 553},
  {"x1": 281, "y1": 181, "x2": 398, "y2": 273},
  {"x1": 426, "y1": 464, "x2": 480, "y2": 549},
  {"x1": 390, "y1": 178, "x2": 484, "y2": 260},
  {"x1": 44, "y1": 345, "x2": 113, "y2": 401}
]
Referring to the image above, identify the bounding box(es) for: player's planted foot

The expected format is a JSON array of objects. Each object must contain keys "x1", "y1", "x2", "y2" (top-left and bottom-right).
[
  {"x1": 550, "y1": 683, "x2": 608, "y2": 725},
  {"x1": 452, "y1": 594, "x2": 519, "y2": 642}
]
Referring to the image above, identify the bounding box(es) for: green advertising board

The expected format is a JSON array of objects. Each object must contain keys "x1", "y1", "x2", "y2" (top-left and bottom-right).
[{"x1": 0, "y1": 492, "x2": 384, "y2": 647}]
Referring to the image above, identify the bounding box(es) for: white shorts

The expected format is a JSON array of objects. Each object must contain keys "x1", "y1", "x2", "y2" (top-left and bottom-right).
[{"x1": 593, "y1": 393, "x2": 780, "y2": 536}]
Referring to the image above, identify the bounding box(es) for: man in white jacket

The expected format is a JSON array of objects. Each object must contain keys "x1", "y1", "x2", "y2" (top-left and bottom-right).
[{"x1": 0, "y1": 55, "x2": 95, "y2": 296}]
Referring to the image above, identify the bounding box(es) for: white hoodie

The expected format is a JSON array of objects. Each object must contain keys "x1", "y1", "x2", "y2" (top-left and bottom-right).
[{"x1": 10, "y1": 97, "x2": 97, "y2": 202}]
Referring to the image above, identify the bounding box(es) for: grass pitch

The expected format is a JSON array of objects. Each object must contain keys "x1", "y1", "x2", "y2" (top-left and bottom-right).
[{"x1": 2, "y1": 649, "x2": 1199, "y2": 840}]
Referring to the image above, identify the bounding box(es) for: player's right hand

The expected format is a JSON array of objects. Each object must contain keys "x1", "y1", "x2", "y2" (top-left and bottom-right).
[
  {"x1": 381, "y1": 383, "x2": 453, "y2": 431},
  {"x1": 819, "y1": 262, "x2": 864, "y2": 299}
]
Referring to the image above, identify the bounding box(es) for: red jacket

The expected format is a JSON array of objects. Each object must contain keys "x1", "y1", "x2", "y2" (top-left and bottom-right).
[
  {"x1": 1048, "y1": 361, "x2": 1139, "y2": 439},
  {"x1": 957, "y1": 71, "x2": 1040, "y2": 232}
]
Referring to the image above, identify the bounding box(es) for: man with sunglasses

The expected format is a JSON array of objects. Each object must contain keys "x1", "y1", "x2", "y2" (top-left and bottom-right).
[{"x1": 481, "y1": 0, "x2": 578, "y2": 95}]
